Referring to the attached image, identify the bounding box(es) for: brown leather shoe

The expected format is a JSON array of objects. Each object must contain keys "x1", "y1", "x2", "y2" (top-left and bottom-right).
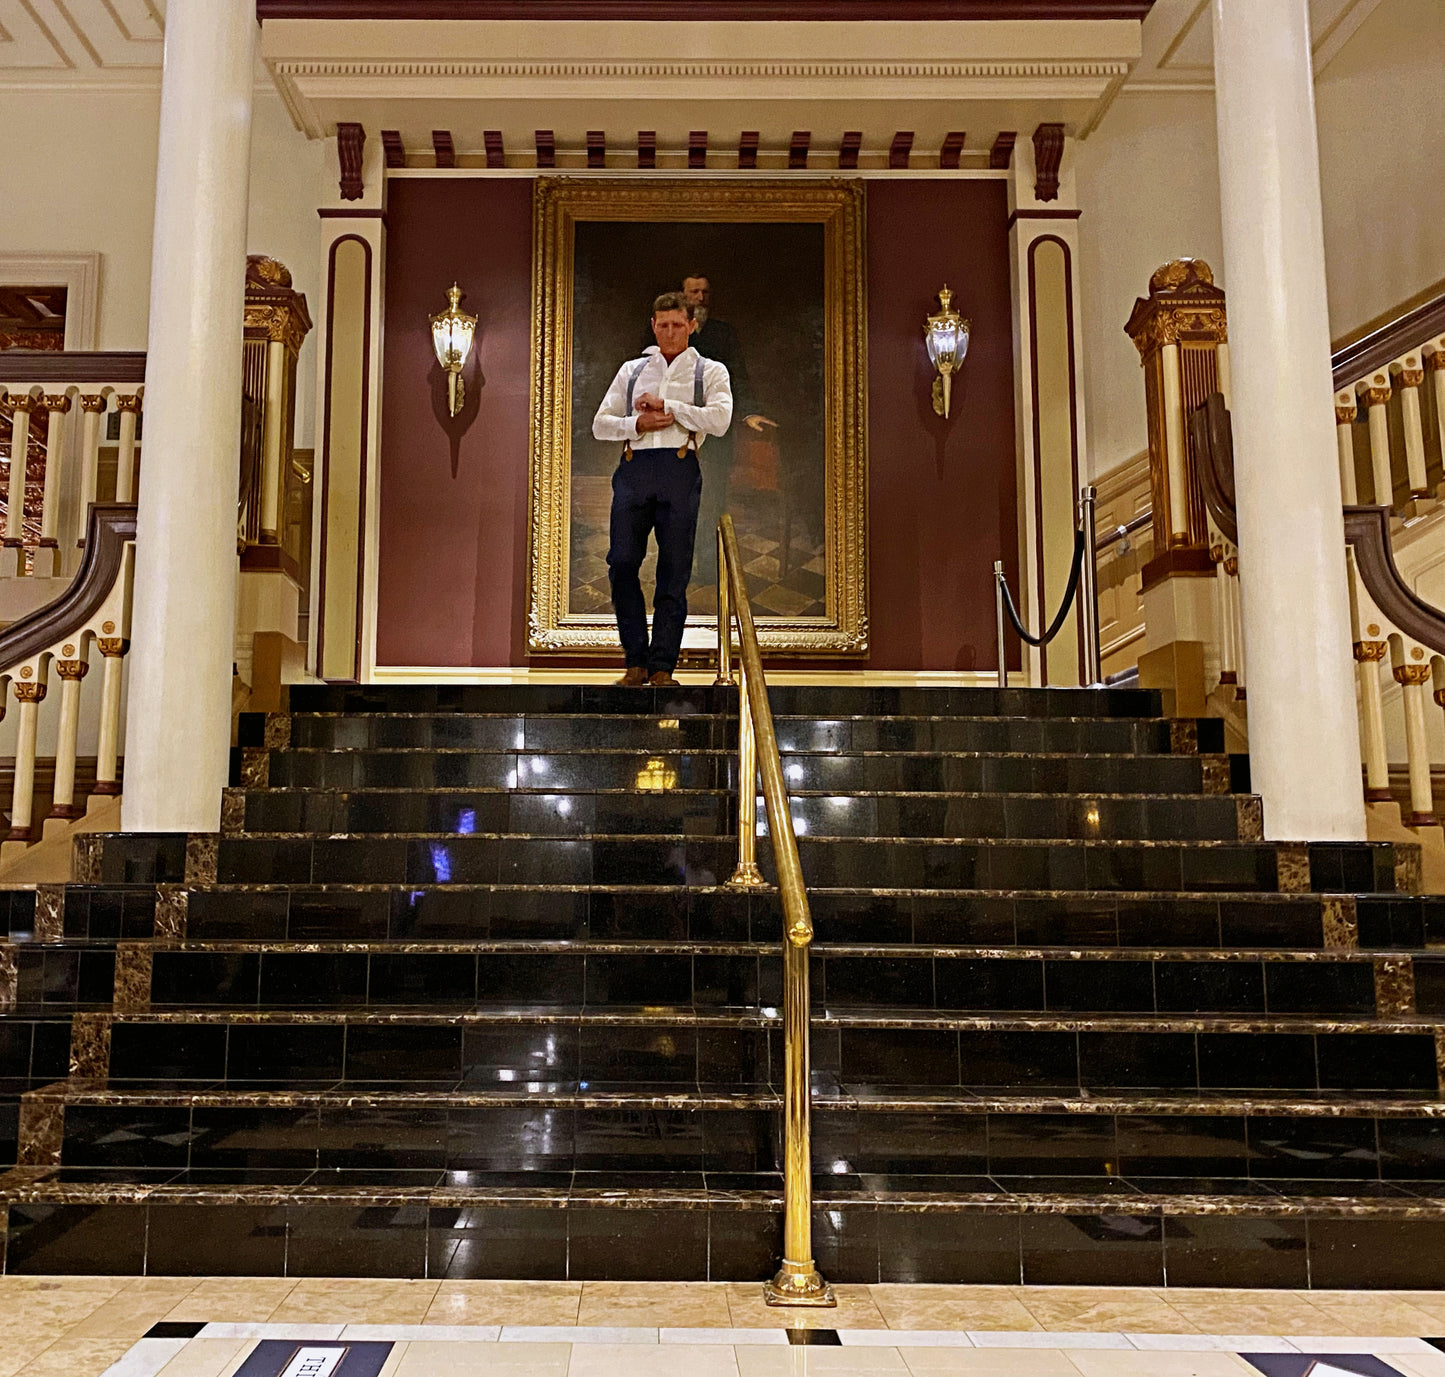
[
  {"x1": 615, "y1": 666, "x2": 649, "y2": 687},
  {"x1": 648, "y1": 670, "x2": 680, "y2": 687}
]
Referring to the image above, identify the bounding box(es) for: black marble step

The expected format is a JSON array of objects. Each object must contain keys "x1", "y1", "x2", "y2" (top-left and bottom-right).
[
  {"x1": 198, "y1": 833, "x2": 1393, "y2": 895},
  {"x1": 280, "y1": 683, "x2": 1165, "y2": 720},
  {"x1": 6, "y1": 1168, "x2": 1445, "y2": 1286},
  {"x1": 177, "y1": 883, "x2": 1436, "y2": 951},
  {"x1": 258, "y1": 748, "x2": 1221, "y2": 795},
  {"x1": 232, "y1": 788, "x2": 1250, "y2": 844},
  {"x1": 29, "y1": 1080, "x2": 1445, "y2": 1186},
  {"x1": 275, "y1": 713, "x2": 1175, "y2": 756},
  {"x1": 0, "y1": 1015, "x2": 79, "y2": 1168},
  {"x1": 139, "y1": 941, "x2": 1401, "y2": 1020},
  {"x1": 81, "y1": 1007, "x2": 1445, "y2": 1095}
]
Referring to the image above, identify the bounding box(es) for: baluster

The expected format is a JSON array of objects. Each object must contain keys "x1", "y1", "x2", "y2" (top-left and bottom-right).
[
  {"x1": 1213, "y1": 544, "x2": 1237, "y2": 688},
  {"x1": 6, "y1": 668, "x2": 47, "y2": 846},
  {"x1": 1334, "y1": 390, "x2": 1359, "y2": 505},
  {"x1": 1355, "y1": 637, "x2": 1391, "y2": 801},
  {"x1": 1429, "y1": 343, "x2": 1445, "y2": 471},
  {"x1": 77, "y1": 395, "x2": 107, "y2": 544},
  {"x1": 1393, "y1": 353, "x2": 1430, "y2": 498},
  {"x1": 1394, "y1": 654, "x2": 1436, "y2": 826},
  {"x1": 1224, "y1": 552, "x2": 1245, "y2": 698},
  {"x1": 47, "y1": 648, "x2": 89, "y2": 829},
  {"x1": 114, "y1": 394, "x2": 142, "y2": 502},
  {"x1": 1160, "y1": 342, "x2": 1192, "y2": 542},
  {"x1": 730, "y1": 660, "x2": 765, "y2": 889},
  {"x1": 92, "y1": 633, "x2": 128, "y2": 802},
  {"x1": 1358, "y1": 374, "x2": 1394, "y2": 507},
  {"x1": 40, "y1": 394, "x2": 71, "y2": 575},
  {"x1": 5, "y1": 394, "x2": 35, "y2": 573}
]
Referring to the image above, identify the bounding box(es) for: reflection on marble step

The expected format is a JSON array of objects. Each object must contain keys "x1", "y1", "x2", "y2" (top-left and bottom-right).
[
  {"x1": 175, "y1": 883, "x2": 1441, "y2": 951},
  {"x1": 256, "y1": 748, "x2": 1221, "y2": 796},
  {"x1": 78, "y1": 1007, "x2": 1445, "y2": 1095},
  {"x1": 274, "y1": 713, "x2": 1176, "y2": 755},
  {"x1": 188, "y1": 834, "x2": 1393, "y2": 894},
  {"x1": 9, "y1": 1170, "x2": 1445, "y2": 1286},
  {"x1": 281, "y1": 682, "x2": 1165, "y2": 719},
  {"x1": 232, "y1": 787, "x2": 1250, "y2": 844},
  {"x1": 139, "y1": 942, "x2": 1408, "y2": 1019}
]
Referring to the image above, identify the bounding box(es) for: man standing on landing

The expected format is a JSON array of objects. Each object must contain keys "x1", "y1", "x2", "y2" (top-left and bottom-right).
[{"x1": 593, "y1": 291, "x2": 733, "y2": 687}]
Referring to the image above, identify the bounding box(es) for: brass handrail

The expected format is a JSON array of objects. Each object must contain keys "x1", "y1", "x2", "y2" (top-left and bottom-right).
[{"x1": 714, "y1": 513, "x2": 835, "y2": 1308}]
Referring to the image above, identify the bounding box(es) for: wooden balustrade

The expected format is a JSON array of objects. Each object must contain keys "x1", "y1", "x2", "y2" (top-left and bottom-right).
[
  {"x1": 0, "y1": 354, "x2": 146, "y2": 579},
  {"x1": 0, "y1": 504, "x2": 136, "y2": 857}
]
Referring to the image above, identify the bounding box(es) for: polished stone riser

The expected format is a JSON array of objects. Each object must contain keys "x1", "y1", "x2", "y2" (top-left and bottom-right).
[
  {"x1": 199, "y1": 834, "x2": 1391, "y2": 895},
  {"x1": 38, "y1": 1094, "x2": 1445, "y2": 1184},
  {"x1": 177, "y1": 884, "x2": 1434, "y2": 951},
  {"x1": 234, "y1": 789, "x2": 1248, "y2": 844},
  {"x1": 88, "y1": 1013, "x2": 1444, "y2": 1095},
  {"x1": 280, "y1": 683, "x2": 1166, "y2": 720},
  {"x1": 6, "y1": 1192, "x2": 1445, "y2": 1288},
  {"x1": 138, "y1": 945, "x2": 1408, "y2": 1019},
  {"x1": 258, "y1": 750, "x2": 1219, "y2": 796},
  {"x1": 278, "y1": 714, "x2": 1175, "y2": 756}
]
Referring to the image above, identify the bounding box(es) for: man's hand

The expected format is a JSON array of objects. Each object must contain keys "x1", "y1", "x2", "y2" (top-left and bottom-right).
[
  {"x1": 636, "y1": 408, "x2": 676, "y2": 434},
  {"x1": 635, "y1": 392, "x2": 667, "y2": 412},
  {"x1": 744, "y1": 414, "x2": 778, "y2": 434}
]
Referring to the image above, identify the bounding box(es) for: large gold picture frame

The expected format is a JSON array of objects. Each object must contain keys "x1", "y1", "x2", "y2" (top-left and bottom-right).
[{"x1": 527, "y1": 178, "x2": 868, "y2": 656}]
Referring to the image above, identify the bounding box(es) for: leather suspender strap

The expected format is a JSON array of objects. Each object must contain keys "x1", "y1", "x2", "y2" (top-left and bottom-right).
[
  {"x1": 621, "y1": 353, "x2": 707, "y2": 460},
  {"x1": 621, "y1": 358, "x2": 649, "y2": 459}
]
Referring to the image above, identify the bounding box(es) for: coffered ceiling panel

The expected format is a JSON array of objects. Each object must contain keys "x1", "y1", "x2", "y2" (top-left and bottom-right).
[{"x1": 0, "y1": 0, "x2": 163, "y2": 77}]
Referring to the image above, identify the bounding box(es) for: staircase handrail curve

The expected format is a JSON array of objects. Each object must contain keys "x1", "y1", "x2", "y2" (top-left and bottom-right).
[
  {"x1": 0, "y1": 353, "x2": 147, "y2": 387},
  {"x1": 1332, "y1": 287, "x2": 1445, "y2": 392},
  {"x1": 1343, "y1": 504, "x2": 1445, "y2": 657},
  {"x1": 715, "y1": 512, "x2": 833, "y2": 1309},
  {"x1": 0, "y1": 503, "x2": 137, "y2": 673},
  {"x1": 1189, "y1": 393, "x2": 1238, "y2": 545}
]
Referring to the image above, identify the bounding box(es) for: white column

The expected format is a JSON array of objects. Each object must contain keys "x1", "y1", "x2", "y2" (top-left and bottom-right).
[
  {"x1": 1359, "y1": 376, "x2": 1394, "y2": 506},
  {"x1": 77, "y1": 395, "x2": 107, "y2": 542},
  {"x1": 124, "y1": 0, "x2": 256, "y2": 832},
  {"x1": 1395, "y1": 356, "x2": 1429, "y2": 496},
  {"x1": 1212, "y1": 0, "x2": 1366, "y2": 840},
  {"x1": 1334, "y1": 391, "x2": 1358, "y2": 505}
]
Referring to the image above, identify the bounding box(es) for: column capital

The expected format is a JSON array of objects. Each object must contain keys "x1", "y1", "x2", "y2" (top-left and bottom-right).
[
  {"x1": 96, "y1": 637, "x2": 128, "y2": 658},
  {"x1": 1353, "y1": 640, "x2": 1387, "y2": 662},
  {"x1": 55, "y1": 658, "x2": 89, "y2": 681},
  {"x1": 1394, "y1": 663, "x2": 1431, "y2": 686},
  {"x1": 12, "y1": 681, "x2": 46, "y2": 703},
  {"x1": 42, "y1": 394, "x2": 72, "y2": 414},
  {"x1": 113, "y1": 394, "x2": 143, "y2": 413},
  {"x1": 79, "y1": 394, "x2": 109, "y2": 413}
]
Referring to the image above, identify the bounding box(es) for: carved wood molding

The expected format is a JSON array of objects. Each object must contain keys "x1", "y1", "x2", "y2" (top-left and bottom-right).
[
  {"x1": 336, "y1": 121, "x2": 366, "y2": 199},
  {"x1": 1032, "y1": 122, "x2": 1065, "y2": 202},
  {"x1": 1345, "y1": 505, "x2": 1445, "y2": 657}
]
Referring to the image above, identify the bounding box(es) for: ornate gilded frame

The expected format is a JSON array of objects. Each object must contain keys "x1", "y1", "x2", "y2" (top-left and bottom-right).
[{"x1": 527, "y1": 178, "x2": 868, "y2": 656}]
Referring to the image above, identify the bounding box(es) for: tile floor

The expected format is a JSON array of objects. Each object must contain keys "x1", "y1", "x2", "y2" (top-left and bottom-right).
[{"x1": 5, "y1": 1281, "x2": 1445, "y2": 1377}]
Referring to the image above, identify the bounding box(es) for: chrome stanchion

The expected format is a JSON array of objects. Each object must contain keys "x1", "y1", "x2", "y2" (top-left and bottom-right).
[
  {"x1": 1079, "y1": 484, "x2": 1103, "y2": 686},
  {"x1": 993, "y1": 559, "x2": 1008, "y2": 689}
]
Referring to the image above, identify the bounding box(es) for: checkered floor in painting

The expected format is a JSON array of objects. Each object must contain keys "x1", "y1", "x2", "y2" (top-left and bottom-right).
[{"x1": 569, "y1": 476, "x2": 826, "y2": 620}]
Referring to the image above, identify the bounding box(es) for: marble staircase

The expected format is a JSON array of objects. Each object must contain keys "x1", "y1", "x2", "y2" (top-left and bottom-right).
[{"x1": 4, "y1": 683, "x2": 1445, "y2": 1286}]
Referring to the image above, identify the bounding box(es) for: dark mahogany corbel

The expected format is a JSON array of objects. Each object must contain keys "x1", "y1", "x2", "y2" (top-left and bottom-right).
[
  {"x1": 1032, "y1": 124, "x2": 1065, "y2": 202},
  {"x1": 336, "y1": 122, "x2": 365, "y2": 200}
]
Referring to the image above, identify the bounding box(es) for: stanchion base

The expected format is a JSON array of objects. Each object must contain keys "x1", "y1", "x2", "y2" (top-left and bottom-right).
[
  {"x1": 713, "y1": 673, "x2": 736, "y2": 687},
  {"x1": 763, "y1": 1263, "x2": 836, "y2": 1308},
  {"x1": 726, "y1": 862, "x2": 769, "y2": 889}
]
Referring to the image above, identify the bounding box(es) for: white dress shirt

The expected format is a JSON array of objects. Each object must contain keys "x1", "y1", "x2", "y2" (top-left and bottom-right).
[{"x1": 592, "y1": 346, "x2": 733, "y2": 451}]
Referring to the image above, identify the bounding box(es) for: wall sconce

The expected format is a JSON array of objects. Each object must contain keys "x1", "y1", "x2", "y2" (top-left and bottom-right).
[
  {"x1": 924, "y1": 285, "x2": 970, "y2": 419},
  {"x1": 430, "y1": 283, "x2": 477, "y2": 417}
]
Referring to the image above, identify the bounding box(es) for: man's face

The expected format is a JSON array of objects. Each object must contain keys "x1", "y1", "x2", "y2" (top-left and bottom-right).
[
  {"x1": 682, "y1": 277, "x2": 711, "y2": 312},
  {"x1": 651, "y1": 308, "x2": 692, "y2": 357}
]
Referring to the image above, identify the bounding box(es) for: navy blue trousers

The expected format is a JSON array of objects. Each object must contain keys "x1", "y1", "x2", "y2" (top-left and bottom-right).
[{"x1": 607, "y1": 448, "x2": 703, "y2": 674}]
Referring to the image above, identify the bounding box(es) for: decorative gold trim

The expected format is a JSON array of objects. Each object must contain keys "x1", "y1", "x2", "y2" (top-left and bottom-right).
[
  {"x1": 1354, "y1": 640, "x2": 1387, "y2": 663},
  {"x1": 78, "y1": 395, "x2": 107, "y2": 413},
  {"x1": 1363, "y1": 385, "x2": 1392, "y2": 407},
  {"x1": 526, "y1": 177, "x2": 868, "y2": 656},
  {"x1": 1394, "y1": 663, "x2": 1431, "y2": 686},
  {"x1": 12, "y1": 682, "x2": 46, "y2": 703},
  {"x1": 1335, "y1": 404, "x2": 1358, "y2": 425},
  {"x1": 1398, "y1": 366, "x2": 1426, "y2": 388},
  {"x1": 55, "y1": 660, "x2": 88, "y2": 681}
]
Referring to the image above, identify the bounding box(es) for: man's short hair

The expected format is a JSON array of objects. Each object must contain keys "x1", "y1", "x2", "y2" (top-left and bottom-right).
[
  {"x1": 682, "y1": 274, "x2": 709, "y2": 286},
  {"x1": 652, "y1": 291, "x2": 694, "y2": 320}
]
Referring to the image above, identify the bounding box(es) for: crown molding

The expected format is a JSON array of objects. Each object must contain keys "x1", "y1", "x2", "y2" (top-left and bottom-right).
[{"x1": 258, "y1": 1, "x2": 1153, "y2": 18}]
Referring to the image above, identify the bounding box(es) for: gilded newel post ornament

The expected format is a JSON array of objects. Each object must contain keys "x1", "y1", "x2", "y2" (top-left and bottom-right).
[{"x1": 1125, "y1": 259, "x2": 1229, "y2": 590}]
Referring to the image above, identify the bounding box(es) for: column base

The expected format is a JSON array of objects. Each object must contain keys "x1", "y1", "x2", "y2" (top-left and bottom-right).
[
  {"x1": 763, "y1": 1262, "x2": 836, "y2": 1308},
  {"x1": 90, "y1": 782, "x2": 122, "y2": 798}
]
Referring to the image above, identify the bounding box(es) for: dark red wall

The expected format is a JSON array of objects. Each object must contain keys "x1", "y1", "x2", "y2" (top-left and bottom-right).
[{"x1": 376, "y1": 177, "x2": 1017, "y2": 670}]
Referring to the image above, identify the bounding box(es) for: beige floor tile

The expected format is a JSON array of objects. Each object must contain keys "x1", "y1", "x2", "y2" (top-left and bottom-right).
[
  {"x1": 1375, "y1": 1294, "x2": 1445, "y2": 1328},
  {"x1": 1393, "y1": 1354, "x2": 1445, "y2": 1377},
  {"x1": 156, "y1": 1337, "x2": 251, "y2": 1377},
  {"x1": 12, "y1": 1335, "x2": 136, "y2": 1377},
  {"x1": 62, "y1": 1278, "x2": 201, "y2": 1340},
  {"x1": 163, "y1": 1278, "x2": 300, "y2": 1323},
  {"x1": 393, "y1": 1340, "x2": 571, "y2": 1376},
  {"x1": 568, "y1": 1343, "x2": 741, "y2": 1377},
  {"x1": 0, "y1": 1285, "x2": 132, "y2": 1339},
  {"x1": 726, "y1": 1283, "x2": 889, "y2": 1330},
  {"x1": 898, "y1": 1351, "x2": 1084, "y2": 1376},
  {"x1": 1062, "y1": 1352, "x2": 1256, "y2": 1377},
  {"x1": 269, "y1": 1278, "x2": 440, "y2": 1325},
  {"x1": 0, "y1": 1341, "x2": 60, "y2": 1377},
  {"x1": 1300, "y1": 1290, "x2": 1444, "y2": 1336},
  {"x1": 578, "y1": 1282, "x2": 734, "y2": 1328},
  {"x1": 870, "y1": 1286, "x2": 1042, "y2": 1333},
  {"x1": 1016, "y1": 1288, "x2": 1195, "y2": 1334},
  {"x1": 1160, "y1": 1289, "x2": 1337, "y2": 1337},
  {"x1": 736, "y1": 1348, "x2": 909, "y2": 1377},
  {"x1": 426, "y1": 1281, "x2": 583, "y2": 1326}
]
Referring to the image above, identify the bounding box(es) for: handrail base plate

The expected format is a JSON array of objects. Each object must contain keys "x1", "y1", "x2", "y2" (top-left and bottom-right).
[
  {"x1": 763, "y1": 1264, "x2": 836, "y2": 1309},
  {"x1": 726, "y1": 862, "x2": 769, "y2": 889}
]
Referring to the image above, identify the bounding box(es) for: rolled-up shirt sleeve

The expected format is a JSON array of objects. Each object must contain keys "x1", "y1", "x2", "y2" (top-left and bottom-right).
[
  {"x1": 669, "y1": 359, "x2": 733, "y2": 438},
  {"x1": 592, "y1": 362, "x2": 642, "y2": 443}
]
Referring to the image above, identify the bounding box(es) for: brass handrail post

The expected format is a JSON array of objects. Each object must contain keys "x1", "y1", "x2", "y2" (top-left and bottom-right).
[
  {"x1": 715, "y1": 527, "x2": 735, "y2": 686},
  {"x1": 716, "y1": 513, "x2": 834, "y2": 1308}
]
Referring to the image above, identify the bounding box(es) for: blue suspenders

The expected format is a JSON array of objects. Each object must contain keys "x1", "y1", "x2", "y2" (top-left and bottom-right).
[{"x1": 621, "y1": 355, "x2": 706, "y2": 460}]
